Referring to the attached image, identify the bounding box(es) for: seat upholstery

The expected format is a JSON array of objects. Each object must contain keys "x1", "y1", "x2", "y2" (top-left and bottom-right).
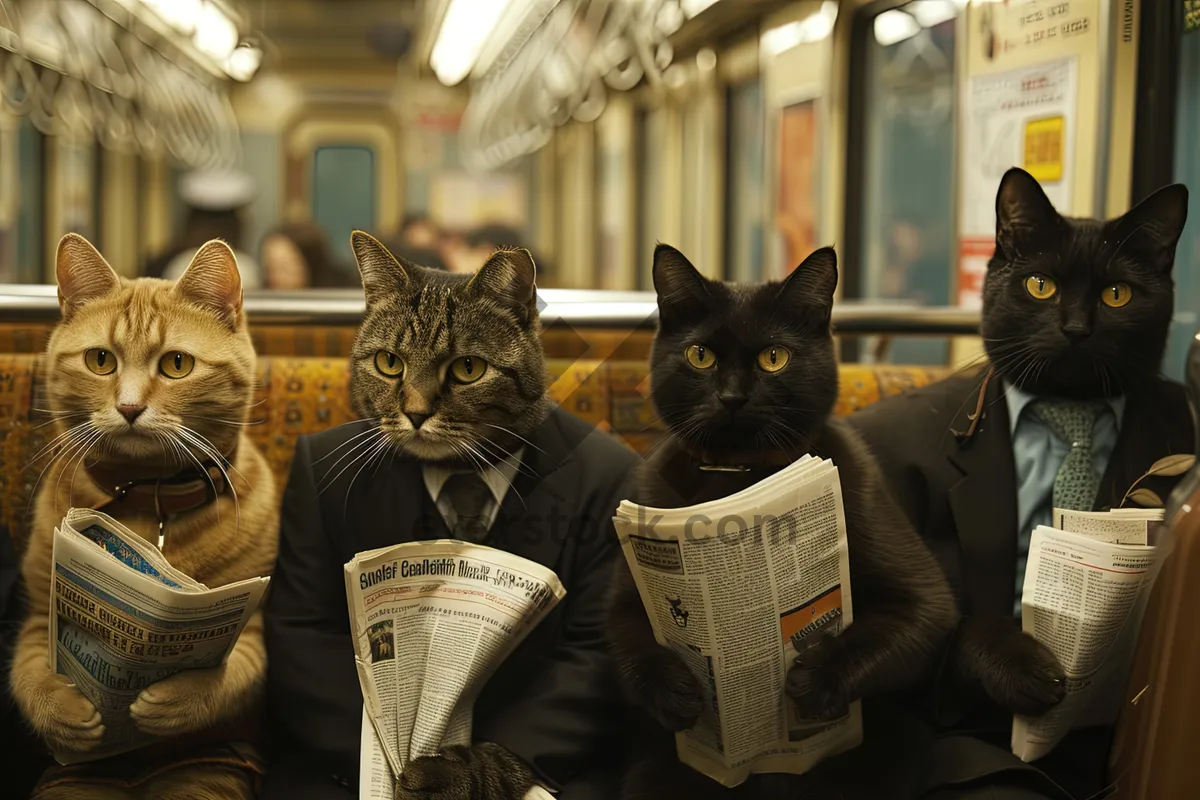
[{"x1": 0, "y1": 354, "x2": 949, "y2": 553}]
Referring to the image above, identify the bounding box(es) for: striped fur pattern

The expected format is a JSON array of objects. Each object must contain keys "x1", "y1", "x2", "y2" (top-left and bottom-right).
[
  {"x1": 397, "y1": 742, "x2": 536, "y2": 800},
  {"x1": 347, "y1": 231, "x2": 549, "y2": 467},
  {"x1": 10, "y1": 234, "x2": 277, "y2": 799}
]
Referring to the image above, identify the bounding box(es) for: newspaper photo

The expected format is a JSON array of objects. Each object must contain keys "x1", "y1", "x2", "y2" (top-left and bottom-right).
[
  {"x1": 343, "y1": 539, "x2": 566, "y2": 799},
  {"x1": 49, "y1": 508, "x2": 269, "y2": 764},
  {"x1": 612, "y1": 455, "x2": 861, "y2": 788},
  {"x1": 1012, "y1": 507, "x2": 1163, "y2": 762}
]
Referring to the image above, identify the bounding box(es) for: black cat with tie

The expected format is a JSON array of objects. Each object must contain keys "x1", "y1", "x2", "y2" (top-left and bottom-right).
[{"x1": 850, "y1": 169, "x2": 1193, "y2": 799}]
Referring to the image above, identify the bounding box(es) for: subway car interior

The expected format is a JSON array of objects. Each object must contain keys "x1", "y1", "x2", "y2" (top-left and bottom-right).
[{"x1": 3, "y1": 0, "x2": 1200, "y2": 798}]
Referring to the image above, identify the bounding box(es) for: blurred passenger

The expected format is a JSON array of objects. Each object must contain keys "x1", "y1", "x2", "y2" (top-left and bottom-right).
[
  {"x1": 397, "y1": 213, "x2": 441, "y2": 250},
  {"x1": 446, "y1": 224, "x2": 530, "y2": 274},
  {"x1": 261, "y1": 221, "x2": 349, "y2": 289},
  {"x1": 390, "y1": 245, "x2": 447, "y2": 272},
  {"x1": 145, "y1": 170, "x2": 263, "y2": 288}
]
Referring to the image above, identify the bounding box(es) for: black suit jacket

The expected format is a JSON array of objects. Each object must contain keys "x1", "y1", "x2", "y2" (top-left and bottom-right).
[
  {"x1": 847, "y1": 368, "x2": 1194, "y2": 798},
  {"x1": 261, "y1": 406, "x2": 639, "y2": 799}
]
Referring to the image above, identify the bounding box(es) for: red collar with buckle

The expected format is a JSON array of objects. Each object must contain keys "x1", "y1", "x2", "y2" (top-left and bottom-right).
[{"x1": 84, "y1": 459, "x2": 230, "y2": 549}]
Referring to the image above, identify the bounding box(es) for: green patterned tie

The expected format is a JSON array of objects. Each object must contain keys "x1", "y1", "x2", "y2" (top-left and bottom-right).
[{"x1": 1031, "y1": 399, "x2": 1106, "y2": 511}]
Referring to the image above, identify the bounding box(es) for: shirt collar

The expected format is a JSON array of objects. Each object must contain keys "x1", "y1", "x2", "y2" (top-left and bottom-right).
[
  {"x1": 1003, "y1": 381, "x2": 1125, "y2": 434},
  {"x1": 422, "y1": 447, "x2": 525, "y2": 505}
]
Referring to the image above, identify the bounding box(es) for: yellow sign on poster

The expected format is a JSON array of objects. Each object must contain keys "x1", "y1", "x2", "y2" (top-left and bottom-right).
[{"x1": 1024, "y1": 116, "x2": 1065, "y2": 182}]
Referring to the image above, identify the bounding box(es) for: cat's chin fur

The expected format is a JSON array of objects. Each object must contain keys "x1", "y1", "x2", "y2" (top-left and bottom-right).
[{"x1": 609, "y1": 244, "x2": 958, "y2": 799}]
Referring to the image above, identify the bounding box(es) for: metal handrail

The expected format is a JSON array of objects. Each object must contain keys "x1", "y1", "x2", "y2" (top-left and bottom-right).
[{"x1": 0, "y1": 285, "x2": 982, "y2": 335}]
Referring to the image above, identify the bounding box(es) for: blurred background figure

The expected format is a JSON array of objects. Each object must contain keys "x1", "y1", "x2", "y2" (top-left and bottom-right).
[
  {"x1": 396, "y1": 214, "x2": 442, "y2": 251},
  {"x1": 444, "y1": 225, "x2": 529, "y2": 274},
  {"x1": 144, "y1": 170, "x2": 263, "y2": 287},
  {"x1": 261, "y1": 221, "x2": 350, "y2": 289}
]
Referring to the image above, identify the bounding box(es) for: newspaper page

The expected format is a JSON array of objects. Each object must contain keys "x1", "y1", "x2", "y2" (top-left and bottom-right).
[
  {"x1": 1012, "y1": 515, "x2": 1160, "y2": 762},
  {"x1": 344, "y1": 540, "x2": 566, "y2": 798},
  {"x1": 612, "y1": 455, "x2": 861, "y2": 788},
  {"x1": 49, "y1": 508, "x2": 269, "y2": 764}
]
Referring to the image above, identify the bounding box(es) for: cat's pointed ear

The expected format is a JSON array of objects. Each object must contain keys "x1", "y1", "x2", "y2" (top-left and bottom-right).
[
  {"x1": 467, "y1": 247, "x2": 537, "y2": 320},
  {"x1": 1111, "y1": 184, "x2": 1189, "y2": 270},
  {"x1": 995, "y1": 167, "x2": 1061, "y2": 258},
  {"x1": 778, "y1": 247, "x2": 838, "y2": 321},
  {"x1": 56, "y1": 233, "x2": 120, "y2": 319},
  {"x1": 352, "y1": 230, "x2": 414, "y2": 303},
  {"x1": 653, "y1": 244, "x2": 708, "y2": 317},
  {"x1": 173, "y1": 240, "x2": 243, "y2": 327}
]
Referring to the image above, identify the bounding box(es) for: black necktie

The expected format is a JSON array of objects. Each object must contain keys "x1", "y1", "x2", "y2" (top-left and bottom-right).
[{"x1": 440, "y1": 472, "x2": 493, "y2": 542}]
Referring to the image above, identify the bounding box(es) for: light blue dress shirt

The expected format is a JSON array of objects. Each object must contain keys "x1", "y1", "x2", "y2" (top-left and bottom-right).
[{"x1": 1005, "y1": 382, "x2": 1124, "y2": 614}]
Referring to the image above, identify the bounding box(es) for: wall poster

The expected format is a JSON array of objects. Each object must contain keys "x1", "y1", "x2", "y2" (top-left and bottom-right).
[
  {"x1": 957, "y1": 56, "x2": 1077, "y2": 307},
  {"x1": 775, "y1": 97, "x2": 819, "y2": 280}
]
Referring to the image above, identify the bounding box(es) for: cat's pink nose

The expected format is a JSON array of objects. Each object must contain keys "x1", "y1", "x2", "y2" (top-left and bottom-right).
[{"x1": 117, "y1": 404, "x2": 146, "y2": 424}]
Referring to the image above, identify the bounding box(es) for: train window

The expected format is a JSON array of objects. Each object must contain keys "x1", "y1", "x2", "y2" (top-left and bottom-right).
[
  {"x1": 1165, "y1": 23, "x2": 1200, "y2": 379},
  {"x1": 847, "y1": 1, "x2": 959, "y2": 365},
  {"x1": 725, "y1": 79, "x2": 766, "y2": 282},
  {"x1": 0, "y1": 119, "x2": 36, "y2": 282},
  {"x1": 312, "y1": 145, "x2": 376, "y2": 267}
]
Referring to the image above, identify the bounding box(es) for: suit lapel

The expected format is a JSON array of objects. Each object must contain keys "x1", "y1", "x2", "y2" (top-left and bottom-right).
[
  {"x1": 352, "y1": 455, "x2": 441, "y2": 555},
  {"x1": 488, "y1": 409, "x2": 575, "y2": 572},
  {"x1": 1096, "y1": 380, "x2": 1196, "y2": 510},
  {"x1": 946, "y1": 373, "x2": 1020, "y2": 617}
]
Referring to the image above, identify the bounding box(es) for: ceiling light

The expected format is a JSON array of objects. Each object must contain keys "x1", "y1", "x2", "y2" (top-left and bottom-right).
[
  {"x1": 193, "y1": 2, "x2": 239, "y2": 61},
  {"x1": 909, "y1": 1, "x2": 959, "y2": 28},
  {"x1": 760, "y1": 2, "x2": 838, "y2": 55},
  {"x1": 873, "y1": 9, "x2": 920, "y2": 46},
  {"x1": 682, "y1": 0, "x2": 721, "y2": 18},
  {"x1": 225, "y1": 44, "x2": 262, "y2": 81},
  {"x1": 142, "y1": 0, "x2": 202, "y2": 35},
  {"x1": 430, "y1": 0, "x2": 515, "y2": 87}
]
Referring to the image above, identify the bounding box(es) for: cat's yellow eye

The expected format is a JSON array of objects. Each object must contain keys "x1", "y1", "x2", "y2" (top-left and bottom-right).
[
  {"x1": 685, "y1": 345, "x2": 716, "y2": 370},
  {"x1": 374, "y1": 351, "x2": 405, "y2": 378},
  {"x1": 84, "y1": 348, "x2": 116, "y2": 376},
  {"x1": 757, "y1": 346, "x2": 791, "y2": 373},
  {"x1": 449, "y1": 356, "x2": 487, "y2": 384},
  {"x1": 158, "y1": 351, "x2": 195, "y2": 379},
  {"x1": 1101, "y1": 283, "x2": 1133, "y2": 308},
  {"x1": 1024, "y1": 275, "x2": 1058, "y2": 300}
]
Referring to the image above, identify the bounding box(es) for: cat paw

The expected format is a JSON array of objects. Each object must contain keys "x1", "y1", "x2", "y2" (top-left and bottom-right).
[
  {"x1": 396, "y1": 743, "x2": 532, "y2": 800},
  {"x1": 627, "y1": 647, "x2": 705, "y2": 731},
  {"x1": 956, "y1": 618, "x2": 1066, "y2": 717},
  {"x1": 130, "y1": 667, "x2": 224, "y2": 736},
  {"x1": 28, "y1": 674, "x2": 105, "y2": 753},
  {"x1": 786, "y1": 636, "x2": 851, "y2": 721},
  {"x1": 980, "y1": 632, "x2": 1066, "y2": 717}
]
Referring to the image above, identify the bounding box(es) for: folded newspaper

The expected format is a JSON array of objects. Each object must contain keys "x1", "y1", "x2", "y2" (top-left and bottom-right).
[
  {"x1": 50, "y1": 508, "x2": 270, "y2": 764},
  {"x1": 1012, "y1": 507, "x2": 1164, "y2": 762},
  {"x1": 612, "y1": 455, "x2": 861, "y2": 788},
  {"x1": 344, "y1": 540, "x2": 566, "y2": 800}
]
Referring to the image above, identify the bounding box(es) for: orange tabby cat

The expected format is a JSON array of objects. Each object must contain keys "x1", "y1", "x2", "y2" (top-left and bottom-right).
[{"x1": 10, "y1": 234, "x2": 278, "y2": 799}]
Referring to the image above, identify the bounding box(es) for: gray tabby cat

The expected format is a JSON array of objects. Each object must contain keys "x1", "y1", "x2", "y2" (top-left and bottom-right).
[
  {"x1": 348, "y1": 231, "x2": 546, "y2": 800},
  {"x1": 349, "y1": 231, "x2": 548, "y2": 465}
]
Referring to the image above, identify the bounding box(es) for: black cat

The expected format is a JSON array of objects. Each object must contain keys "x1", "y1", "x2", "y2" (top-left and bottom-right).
[
  {"x1": 950, "y1": 168, "x2": 1190, "y2": 717},
  {"x1": 609, "y1": 245, "x2": 959, "y2": 799}
]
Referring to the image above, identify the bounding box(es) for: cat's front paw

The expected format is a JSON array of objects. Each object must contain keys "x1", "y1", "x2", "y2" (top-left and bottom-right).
[
  {"x1": 130, "y1": 666, "x2": 226, "y2": 736},
  {"x1": 786, "y1": 636, "x2": 851, "y2": 721},
  {"x1": 396, "y1": 743, "x2": 533, "y2": 800},
  {"x1": 24, "y1": 673, "x2": 105, "y2": 753},
  {"x1": 958, "y1": 618, "x2": 1066, "y2": 717},
  {"x1": 980, "y1": 633, "x2": 1066, "y2": 716},
  {"x1": 625, "y1": 645, "x2": 705, "y2": 731}
]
